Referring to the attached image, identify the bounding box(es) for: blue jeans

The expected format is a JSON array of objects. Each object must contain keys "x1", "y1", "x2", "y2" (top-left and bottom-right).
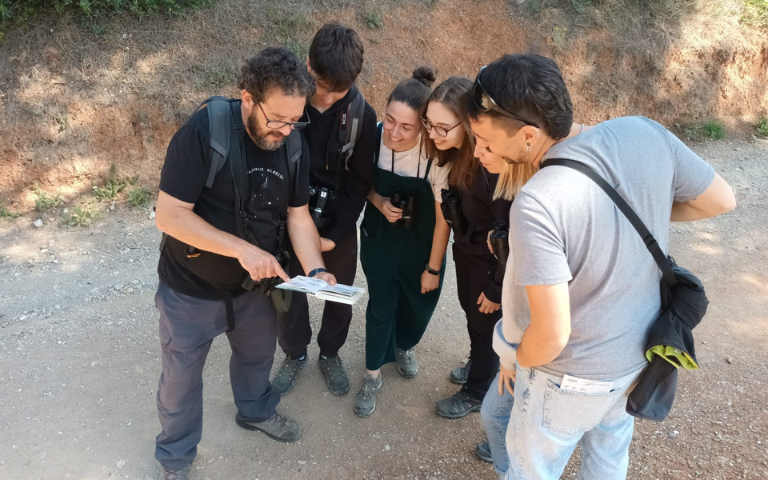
[
  {"x1": 481, "y1": 372, "x2": 515, "y2": 477},
  {"x1": 505, "y1": 365, "x2": 645, "y2": 480}
]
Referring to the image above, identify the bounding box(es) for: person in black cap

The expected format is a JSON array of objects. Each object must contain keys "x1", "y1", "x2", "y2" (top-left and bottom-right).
[
  {"x1": 272, "y1": 23, "x2": 377, "y2": 397},
  {"x1": 153, "y1": 47, "x2": 335, "y2": 480}
]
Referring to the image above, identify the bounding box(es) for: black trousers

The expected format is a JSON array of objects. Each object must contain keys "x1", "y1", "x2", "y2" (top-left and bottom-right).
[
  {"x1": 277, "y1": 230, "x2": 358, "y2": 358},
  {"x1": 453, "y1": 245, "x2": 502, "y2": 398}
]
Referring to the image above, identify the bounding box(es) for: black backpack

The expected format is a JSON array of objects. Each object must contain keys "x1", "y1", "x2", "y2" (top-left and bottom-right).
[
  {"x1": 159, "y1": 96, "x2": 303, "y2": 252},
  {"x1": 338, "y1": 90, "x2": 366, "y2": 172}
]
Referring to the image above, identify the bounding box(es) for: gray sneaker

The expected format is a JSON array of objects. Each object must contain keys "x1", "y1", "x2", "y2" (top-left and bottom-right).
[
  {"x1": 396, "y1": 347, "x2": 418, "y2": 377},
  {"x1": 160, "y1": 464, "x2": 189, "y2": 480},
  {"x1": 475, "y1": 441, "x2": 492, "y2": 463},
  {"x1": 353, "y1": 374, "x2": 382, "y2": 417},
  {"x1": 450, "y1": 358, "x2": 472, "y2": 384},
  {"x1": 235, "y1": 411, "x2": 302, "y2": 442},
  {"x1": 271, "y1": 356, "x2": 307, "y2": 395},
  {"x1": 319, "y1": 355, "x2": 350, "y2": 396}
]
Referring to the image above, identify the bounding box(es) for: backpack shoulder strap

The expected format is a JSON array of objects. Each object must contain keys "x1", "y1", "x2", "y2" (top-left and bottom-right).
[
  {"x1": 542, "y1": 158, "x2": 677, "y2": 287},
  {"x1": 373, "y1": 122, "x2": 383, "y2": 165},
  {"x1": 339, "y1": 91, "x2": 366, "y2": 171},
  {"x1": 203, "y1": 97, "x2": 237, "y2": 189}
]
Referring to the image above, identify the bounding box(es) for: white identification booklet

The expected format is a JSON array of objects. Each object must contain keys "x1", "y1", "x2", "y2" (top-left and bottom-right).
[{"x1": 275, "y1": 276, "x2": 365, "y2": 305}]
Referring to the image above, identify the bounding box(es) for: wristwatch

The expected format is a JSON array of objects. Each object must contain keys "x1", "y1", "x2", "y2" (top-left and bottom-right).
[
  {"x1": 425, "y1": 264, "x2": 440, "y2": 276},
  {"x1": 308, "y1": 267, "x2": 327, "y2": 278}
]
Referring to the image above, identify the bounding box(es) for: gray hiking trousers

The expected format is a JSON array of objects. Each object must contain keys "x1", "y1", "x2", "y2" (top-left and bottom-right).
[{"x1": 154, "y1": 281, "x2": 281, "y2": 470}]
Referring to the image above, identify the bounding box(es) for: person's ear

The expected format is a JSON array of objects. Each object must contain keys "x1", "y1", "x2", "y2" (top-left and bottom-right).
[
  {"x1": 306, "y1": 57, "x2": 313, "y2": 73},
  {"x1": 241, "y1": 89, "x2": 252, "y2": 105},
  {"x1": 521, "y1": 125, "x2": 540, "y2": 144}
]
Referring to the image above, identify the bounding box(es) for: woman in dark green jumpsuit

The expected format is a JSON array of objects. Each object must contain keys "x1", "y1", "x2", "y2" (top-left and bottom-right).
[{"x1": 353, "y1": 67, "x2": 453, "y2": 417}]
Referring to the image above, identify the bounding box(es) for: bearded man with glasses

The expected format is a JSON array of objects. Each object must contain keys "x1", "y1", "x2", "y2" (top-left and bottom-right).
[{"x1": 152, "y1": 47, "x2": 336, "y2": 480}]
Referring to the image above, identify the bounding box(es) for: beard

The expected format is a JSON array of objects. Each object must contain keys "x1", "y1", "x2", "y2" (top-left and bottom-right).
[{"x1": 246, "y1": 111, "x2": 286, "y2": 151}]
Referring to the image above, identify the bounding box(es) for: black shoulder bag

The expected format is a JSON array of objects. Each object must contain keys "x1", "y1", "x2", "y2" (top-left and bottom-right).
[{"x1": 542, "y1": 158, "x2": 709, "y2": 422}]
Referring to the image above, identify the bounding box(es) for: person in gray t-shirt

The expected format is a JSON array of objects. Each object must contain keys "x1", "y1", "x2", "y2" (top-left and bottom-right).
[{"x1": 466, "y1": 55, "x2": 735, "y2": 480}]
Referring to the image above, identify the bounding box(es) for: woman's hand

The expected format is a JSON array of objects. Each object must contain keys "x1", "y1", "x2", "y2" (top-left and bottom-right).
[
  {"x1": 486, "y1": 230, "x2": 494, "y2": 255},
  {"x1": 498, "y1": 364, "x2": 516, "y2": 396},
  {"x1": 373, "y1": 192, "x2": 402, "y2": 223},
  {"x1": 420, "y1": 269, "x2": 440, "y2": 294},
  {"x1": 477, "y1": 292, "x2": 501, "y2": 314}
]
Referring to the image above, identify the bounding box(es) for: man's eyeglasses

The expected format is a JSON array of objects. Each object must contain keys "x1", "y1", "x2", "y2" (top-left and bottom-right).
[
  {"x1": 472, "y1": 66, "x2": 539, "y2": 129},
  {"x1": 259, "y1": 103, "x2": 310, "y2": 130},
  {"x1": 421, "y1": 117, "x2": 462, "y2": 137}
]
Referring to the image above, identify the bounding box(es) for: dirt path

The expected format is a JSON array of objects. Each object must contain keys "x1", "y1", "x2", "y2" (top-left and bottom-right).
[{"x1": 1, "y1": 138, "x2": 767, "y2": 480}]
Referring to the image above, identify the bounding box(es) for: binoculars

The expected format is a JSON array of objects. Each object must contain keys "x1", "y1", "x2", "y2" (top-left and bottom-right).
[
  {"x1": 391, "y1": 189, "x2": 418, "y2": 229},
  {"x1": 490, "y1": 221, "x2": 509, "y2": 284},
  {"x1": 309, "y1": 186, "x2": 333, "y2": 229},
  {"x1": 440, "y1": 189, "x2": 468, "y2": 236},
  {"x1": 241, "y1": 250, "x2": 289, "y2": 293}
]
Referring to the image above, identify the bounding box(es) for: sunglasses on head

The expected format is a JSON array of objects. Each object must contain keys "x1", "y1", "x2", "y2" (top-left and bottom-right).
[{"x1": 472, "y1": 66, "x2": 539, "y2": 129}]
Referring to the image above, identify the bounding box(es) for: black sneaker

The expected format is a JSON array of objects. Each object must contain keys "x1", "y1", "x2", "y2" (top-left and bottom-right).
[
  {"x1": 450, "y1": 358, "x2": 472, "y2": 385},
  {"x1": 475, "y1": 441, "x2": 493, "y2": 463},
  {"x1": 271, "y1": 356, "x2": 307, "y2": 395},
  {"x1": 160, "y1": 464, "x2": 189, "y2": 480},
  {"x1": 319, "y1": 354, "x2": 350, "y2": 396},
  {"x1": 235, "y1": 411, "x2": 302, "y2": 442},
  {"x1": 435, "y1": 388, "x2": 483, "y2": 419}
]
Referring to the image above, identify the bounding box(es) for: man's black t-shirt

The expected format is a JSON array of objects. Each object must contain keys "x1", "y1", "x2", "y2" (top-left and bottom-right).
[{"x1": 157, "y1": 103, "x2": 310, "y2": 298}]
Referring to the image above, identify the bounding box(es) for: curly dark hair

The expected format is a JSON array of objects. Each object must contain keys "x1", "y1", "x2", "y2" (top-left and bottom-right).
[{"x1": 237, "y1": 47, "x2": 316, "y2": 104}]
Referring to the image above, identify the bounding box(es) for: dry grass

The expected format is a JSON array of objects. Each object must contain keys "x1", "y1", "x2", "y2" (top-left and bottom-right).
[{"x1": 0, "y1": 0, "x2": 766, "y2": 209}]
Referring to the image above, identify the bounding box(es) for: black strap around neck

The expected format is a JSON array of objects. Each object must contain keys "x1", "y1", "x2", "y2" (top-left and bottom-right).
[{"x1": 542, "y1": 158, "x2": 677, "y2": 287}]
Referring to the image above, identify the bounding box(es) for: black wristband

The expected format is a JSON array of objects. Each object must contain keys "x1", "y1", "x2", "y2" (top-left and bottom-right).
[
  {"x1": 308, "y1": 267, "x2": 327, "y2": 278},
  {"x1": 425, "y1": 264, "x2": 440, "y2": 276}
]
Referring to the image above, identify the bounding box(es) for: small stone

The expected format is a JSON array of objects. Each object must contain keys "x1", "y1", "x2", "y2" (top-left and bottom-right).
[
  {"x1": 725, "y1": 357, "x2": 733, "y2": 364},
  {"x1": 114, "y1": 284, "x2": 124, "y2": 291},
  {"x1": 54, "y1": 305, "x2": 61, "y2": 310},
  {"x1": 33, "y1": 219, "x2": 43, "y2": 228},
  {"x1": 149, "y1": 211, "x2": 156, "y2": 220},
  {"x1": 669, "y1": 431, "x2": 679, "y2": 438},
  {"x1": 384, "y1": 445, "x2": 391, "y2": 451}
]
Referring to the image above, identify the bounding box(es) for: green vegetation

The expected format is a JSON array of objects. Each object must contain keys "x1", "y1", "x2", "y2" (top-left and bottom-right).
[
  {"x1": 756, "y1": 116, "x2": 768, "y2": 138},
  {"x1": 742, "y1": 0, "x2": 768, "y2": 29},
  {"x1": 128, "y1": 187, "x2": 152, "y2": 208},
  {"x1": 33, "y1": 183, "x2": 62, "y2": 212},
  {"x1": 1, "y1": 0, "x2": 210, "y2": 38},
  {"x1": 0, "y1": 204, "x2": 23, "y2": 219},
  {"x1": 364, "y1": 11, "x2": 384, "y2": 29},
  {"x1": 678, "y1": 120, "x2": 728, "y2": 141},
  {"x1": 66, "y1": 206, "x2": 95, "y2": 227},
  {"x1": 92, "y1": 164, "x2": 138, "y2": 201}
]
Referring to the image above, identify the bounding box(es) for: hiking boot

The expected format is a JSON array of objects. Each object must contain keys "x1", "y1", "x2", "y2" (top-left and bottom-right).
[
  {"x1": 475, "y1": 441, "x2": 493, "y2": 463},
  {"x1": 353, "y1": 374, "x2": 382, "y2": 417},
  {"x1": 435, "y1": 388, "x2": 483, "y2": 419},
  {"x1": 450, "y1": 358, "x2": 472, "y2": 385},
  {"x1": 235, "y1": 411, "x2": 302, "y2": 443},
  {"x1": 395, "y1": 347, "x2": 418, "y2": 378},
  {"x1": 271, "y1": 356, "x2": 307, "y2": 395},
  {"x1": 319, "y1": 354, "x2": 350, "y2": 396},
  {"x1": 160, "y1": 464, "x2": 189, "y2": 480}
]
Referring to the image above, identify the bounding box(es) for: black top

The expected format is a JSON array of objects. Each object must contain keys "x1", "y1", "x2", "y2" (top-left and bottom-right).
[
  {"x1": 452, "y1": 166, "x2": 513, "y2": 303},
  {"x1": 302, "y1": 85, "x2": 377, "y2": 244},
  {"x1": 157, "y1": 104, "x2": 310, "y2": 298}
]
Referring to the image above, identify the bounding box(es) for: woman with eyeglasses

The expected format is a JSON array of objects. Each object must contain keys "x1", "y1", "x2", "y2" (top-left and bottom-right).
[
  {"x1": 353, "y1": 67, "x2": 452, "y2": 418},
  {"x1": 420, "y1": 77, "x2": 512, "y2": 419}
]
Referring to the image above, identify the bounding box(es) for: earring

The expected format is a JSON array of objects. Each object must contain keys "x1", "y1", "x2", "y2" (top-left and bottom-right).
[{"x1": 526, "y1": 144, "x2": 531, "y2": 152}]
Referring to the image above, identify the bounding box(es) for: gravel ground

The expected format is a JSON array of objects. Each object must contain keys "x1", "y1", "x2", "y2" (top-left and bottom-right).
[{"x1": 0, "y1": 138, "x2": 767, "y2": 480}]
